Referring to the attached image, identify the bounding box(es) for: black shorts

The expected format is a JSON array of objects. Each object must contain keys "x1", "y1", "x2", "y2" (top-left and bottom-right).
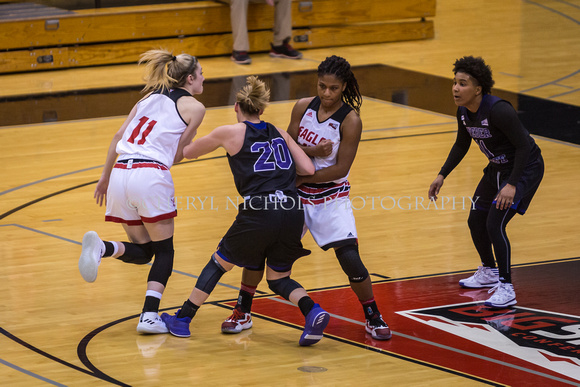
[
  {"x1": 473, "y1": 154, "x2": 544, "y2": 214},
  {"x1": 215, "y1": 194, "x2": 310, "y2": 272}
]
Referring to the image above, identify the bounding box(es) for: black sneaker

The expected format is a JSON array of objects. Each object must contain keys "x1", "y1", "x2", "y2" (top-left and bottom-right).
[
  {"x1": 269, "y1": 38, "x2": 303, "y2": 59},
  {"x1": 231, "y1": 51, "x2": 252, "y2": 65}
]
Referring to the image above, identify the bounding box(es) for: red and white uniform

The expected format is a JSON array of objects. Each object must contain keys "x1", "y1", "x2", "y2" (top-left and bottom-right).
[
  {"x1": 296, "y1": 97, "x2": 358, "y2": 250},
  {"x1": 106, "y1": 89, "x2": 189, "y2": 225}
]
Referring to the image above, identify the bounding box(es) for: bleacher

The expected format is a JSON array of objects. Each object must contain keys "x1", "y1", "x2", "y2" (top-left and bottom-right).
[{"x1": 0, "y1": 0, "x2": 435, "y2": 74}]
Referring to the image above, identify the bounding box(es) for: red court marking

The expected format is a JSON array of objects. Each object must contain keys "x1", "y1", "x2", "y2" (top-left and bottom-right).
[{"x1": 234, "y1": 260, "x2": 580, "y2": 386}]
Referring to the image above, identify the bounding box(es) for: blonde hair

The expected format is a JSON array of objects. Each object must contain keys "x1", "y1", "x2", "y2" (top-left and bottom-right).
[
  {"x1": 236, "y1": 76, "x2": 270, "y2": 115},
  {"x1": 139, "y1": 49, "x2": 198, "y2": 93}
]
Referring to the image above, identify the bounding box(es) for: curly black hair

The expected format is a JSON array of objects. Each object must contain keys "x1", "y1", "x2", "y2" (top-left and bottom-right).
[
  {"x1": 453, "y1": 56, "x2": 495, "y2": 95},
  {"x1": 317, "y1": 55, "x2": 362, "y2": 114}
]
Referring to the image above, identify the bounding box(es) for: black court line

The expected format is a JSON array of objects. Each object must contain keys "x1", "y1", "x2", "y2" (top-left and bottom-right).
[
  {"x1": 0, "y1": 327, "x2": 127, "y2": 386},
  {"x1": 0, "y1": 181, "x2": 97, "y2": 221}
]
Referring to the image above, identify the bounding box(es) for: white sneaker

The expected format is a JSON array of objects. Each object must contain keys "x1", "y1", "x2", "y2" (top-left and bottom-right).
[
  {"x1": 459, "y1": 266, "x2": 499, "y2": 288},
  {"x1": 484, "y1": 283, "x2": 517, "y2": 308},
  {"x1": 79, "y1": 231, "x2": 104, "y2": 283},
  {"x1": 137, "y1": 312, "x2": 169, "y2": 334}
]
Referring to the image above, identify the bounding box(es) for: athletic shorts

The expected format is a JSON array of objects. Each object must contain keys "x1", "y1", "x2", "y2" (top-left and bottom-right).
[
  {"x1": 105, "y1": 159, "x2": 177, "y2": 225},
  {"x1": 473, "y1": 154, "x2": 544, "y2": 215},
  {"x1": 298, "y1": 182, "x2": 358, "y2": 250},
  {"x1": 216, "y1": 194, "x2": 310, "y2": 272}
]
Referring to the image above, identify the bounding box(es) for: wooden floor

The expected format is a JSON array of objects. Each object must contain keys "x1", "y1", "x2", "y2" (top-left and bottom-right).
[{"x1": 1, "y1": 1, "x2": 580, "y2": 386}]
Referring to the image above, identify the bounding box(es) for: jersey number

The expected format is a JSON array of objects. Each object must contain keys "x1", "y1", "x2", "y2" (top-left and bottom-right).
[
  {"x1": 474, "y1": 139, "x2": 495, "y2": 159},
  {"x1": 251, "y1": 138, "x2": 292, "y2": 172},
  {"x1": 128, "y1": 116, "x2": 157, "y2": 145}
]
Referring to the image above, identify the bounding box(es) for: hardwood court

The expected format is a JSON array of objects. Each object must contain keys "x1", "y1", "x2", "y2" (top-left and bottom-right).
[{"x1": 1, "y1": 0, "x2": 580, "y2": 386}]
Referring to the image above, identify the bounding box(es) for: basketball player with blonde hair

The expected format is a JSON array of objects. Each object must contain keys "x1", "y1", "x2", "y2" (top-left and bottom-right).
[
  {"x1": 79, "y1": 49, "x2": 206, "y2": 334},
  {"x1": 162, "y1": 76, "x2": 331, "y2": 346},
  {"x1": 222, "y1": 56, "x2": 392, "y2": 341}
]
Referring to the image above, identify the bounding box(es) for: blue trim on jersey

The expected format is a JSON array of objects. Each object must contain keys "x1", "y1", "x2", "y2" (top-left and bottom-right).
[
  {"x1": 245, "y1": 120, "x2": 267, "y2": 130},
  {"x1": 216, "y1": 242, "x2": 267, "y2": 270},
  {"x1": 491, "y1": 199, "x2": 521, "y2": 211},
  {"x1": 215, "y1": 248, "x2": 232, "y2": 264}
]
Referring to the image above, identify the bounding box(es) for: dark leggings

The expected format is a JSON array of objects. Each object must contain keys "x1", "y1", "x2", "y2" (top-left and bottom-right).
[{"x1": 468, "y1": 207, "x2": 517, "y2": 282}]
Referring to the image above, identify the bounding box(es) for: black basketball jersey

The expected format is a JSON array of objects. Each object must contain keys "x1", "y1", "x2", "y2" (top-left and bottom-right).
[
  {"x1": 457, "y1": 94, "x2": 540, "y2": 171},
  {"x1": 227, "y1": 121, "x2": 297, "y2": 198}
]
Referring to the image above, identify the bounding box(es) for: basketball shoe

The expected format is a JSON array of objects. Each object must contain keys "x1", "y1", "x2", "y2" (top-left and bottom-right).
[
  {"x1": 366, "y1": 314, "x2": 392, "y2": 340},
  {"x1": 459, "y1": 266, "x2": 499, "y2": 288},
  {"x1": 231, "y1": 50, "x2": 251, "y2": 64},
  {"x1": 79, "y1": 231, "x2": 104, "y2": 282},
  {"x1": 161, "y1": 310, "x2": 192, "y2": 338},
  {"x1": 221, "y1": 308, "x2": 253, "y2": 334},
  {"x1": 299, "y1": 304, "x2": 330, "y2": 346},
  {"x1": 484, "y1": 283, "x2": 517, "y2": 308},
  {"x1": 269, "y1": 38, "x2": 302, "y2": 59},
  {"x1": 136, "y1": 312, "x2": 168, "y2": 334}
]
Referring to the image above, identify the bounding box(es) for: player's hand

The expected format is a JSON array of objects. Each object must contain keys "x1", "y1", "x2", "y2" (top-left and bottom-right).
[
  {"x1": 495, "y1": 184, "x2": 516, "y2": 210},
  {"x1": 94, "y1": 178, "x2": 109, "y2": 207},
  {"x1": 312, "y1": 139, "x2": 334, "y2": 157},
  {"x1": 428, "y1": 175, "x2": 445, "y2": 201}
]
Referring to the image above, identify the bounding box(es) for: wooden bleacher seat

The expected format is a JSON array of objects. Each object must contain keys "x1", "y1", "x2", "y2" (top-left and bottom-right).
[{"x1": 0, "y1": 0, "x2": 435, "y2": 74}]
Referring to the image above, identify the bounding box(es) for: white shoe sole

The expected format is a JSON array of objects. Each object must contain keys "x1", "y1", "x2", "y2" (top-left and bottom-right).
[
  {"x1": 79, "y1": 231, "x2": 101, "y2": 283},
  {"x1": 221, "y1": 319, "x2": 253, "y2": 334},
  {"x1": 484, "y1": 299, "x2": 517, "y2": 308},
  {"x1": 136, "y1": 323, "x2": 169, "y2": 334},
  {"x1": 137, "y1": 313, "x2": 169, "y2": 334},
  {"x1": 459, "y1": 280, "x2": 499, "y2": 289}
]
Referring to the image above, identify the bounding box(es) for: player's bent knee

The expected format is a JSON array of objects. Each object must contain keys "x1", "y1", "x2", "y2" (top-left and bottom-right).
[
  {"x1": 117, "y1": 241, "x2": 154, "y2": 264},
  {"x1": 335, "y1": 244, "x2": 369, "y2": 283},
  {"x1": 195, "y1": 255, "x2": 226, "y2": 294},
  {"x1": 267, "y1": 277, "x2": 301, "y2": 300}
]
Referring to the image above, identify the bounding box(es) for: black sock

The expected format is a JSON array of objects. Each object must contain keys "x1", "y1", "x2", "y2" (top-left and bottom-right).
[
  {"x1": 298, "y1": 296, "x2": 315, "y2": 317},
  {"x1": 177, "y1": 299, "x2": 199, "y2": 319},
  {"x1": 362, "y1": 299, "x2": 379, "y2": 320},
  {"x1": 103, "y1": 241, "x2": 115, "y2": 257},
  {"x1": 237, "y1": 289, "x2": 255, "y2": 313},
  {"x1": 142, "y1": 296, "x2": 161, "y2": 313}
]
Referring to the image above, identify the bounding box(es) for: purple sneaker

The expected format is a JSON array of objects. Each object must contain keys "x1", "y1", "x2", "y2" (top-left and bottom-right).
[
  {"x1": 299, "y1": 304, "x2": 329, "y2": 346},
  {"x1": 161, "y1": 310, "x2": 192, "y2": 338}
]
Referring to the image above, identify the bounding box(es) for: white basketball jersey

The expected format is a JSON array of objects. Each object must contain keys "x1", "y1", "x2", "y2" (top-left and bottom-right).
[
  {"x1": 116, "y1": 90, "x2": 188, "y2": 168},
  {"x1": 296, "y1": 97, "x2": 353, "y2": 183}
]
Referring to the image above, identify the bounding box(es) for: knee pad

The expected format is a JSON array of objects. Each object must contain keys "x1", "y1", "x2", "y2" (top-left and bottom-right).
[
  {"x1": 195, "y1": 255, "x2": 226, "y2": 294},
  {"x1": 267, "y1": 277, "x2": 301, "y2": 300},
  {"x1": 147, "y1": 237, "x2": 174, "y2": 286},
  {"x1": 117, "y1": 241, "x2": 154, "y2": 264},
  {"x1": 335, "y1": 244, "x2": 369, "y2": 283}
]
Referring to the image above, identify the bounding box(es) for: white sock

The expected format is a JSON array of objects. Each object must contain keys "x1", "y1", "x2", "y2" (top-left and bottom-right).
[
  {"x1": 110, "y1": 241, "x2": 119, "y2": 257},
  {"x1": 146, "y1": 290, "x2": 163, "y2": 300}
]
